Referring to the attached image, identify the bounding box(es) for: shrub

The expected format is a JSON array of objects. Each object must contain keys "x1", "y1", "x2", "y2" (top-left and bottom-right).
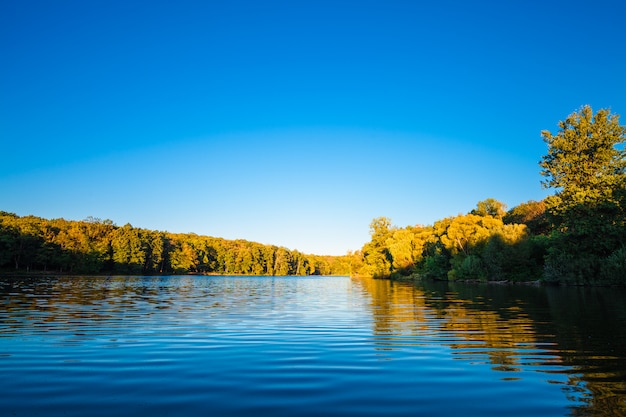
[{"x1": 599, "y1": 246, "x2": 626, "y2": 285}]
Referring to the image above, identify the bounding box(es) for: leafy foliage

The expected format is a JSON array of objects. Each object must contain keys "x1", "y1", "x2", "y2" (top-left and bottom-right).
[
  {"x1": 503, "y1": 200, "x2": 550, "y2": 235},
  {"x1": 0, "y1": 212, "x2": 351, "y2": 276},
  {"x1": 354, "y1": 203, "x2": 543, "y2": 282},
  {"x1": 354, "y1": 105, "x2": 625, "y2": 285},
  {"x1": 471, "y1": 198, "x2": 507, "y2": 219},
  {"x1": 540, "y1": 106, "x2": 626, "y2": 283},
  {"x1": 4, "y1": 105, "x2": 625, "y2": 285}
]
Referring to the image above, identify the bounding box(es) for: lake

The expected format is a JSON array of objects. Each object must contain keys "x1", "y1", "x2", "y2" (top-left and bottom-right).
[{"x1": 1, "y1": 275, "x2": 625, "y2": 416}]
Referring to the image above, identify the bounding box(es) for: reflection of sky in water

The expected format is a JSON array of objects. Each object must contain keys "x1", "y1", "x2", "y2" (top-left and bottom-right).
[{"x1": 1, "y1": 276, "x2": 624, "y2": 416}]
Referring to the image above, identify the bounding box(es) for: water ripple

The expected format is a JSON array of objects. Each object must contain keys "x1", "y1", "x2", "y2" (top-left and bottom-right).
[{"x1": 1, "y1": 276, "x2": 625, "y2": 416}]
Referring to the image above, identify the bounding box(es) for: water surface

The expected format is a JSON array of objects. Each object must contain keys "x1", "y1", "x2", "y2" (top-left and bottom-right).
[{"x1": 1, "y1": 276, "x2": 625, "y2": 416}]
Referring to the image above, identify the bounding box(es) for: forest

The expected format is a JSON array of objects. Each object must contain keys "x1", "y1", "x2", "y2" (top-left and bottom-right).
[
  {"x1": 351, "y1": 106, "x2": 626, "y2": 285},
  {"x1": 2, "y1": 105, "x2": 624, "y2": 284},
  {"x1": 0, "y1": 214, "x2": 351, "y2": 276}
]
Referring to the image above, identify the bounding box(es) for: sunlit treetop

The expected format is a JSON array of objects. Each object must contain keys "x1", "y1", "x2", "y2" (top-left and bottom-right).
[{"x1": 540, "y1": 105, "x2": 626, "y2": 196}]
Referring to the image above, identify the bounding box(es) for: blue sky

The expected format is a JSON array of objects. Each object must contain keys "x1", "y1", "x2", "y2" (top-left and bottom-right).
[{"x1": 1, "y1": 0, "x2": 625, "y2": 255}]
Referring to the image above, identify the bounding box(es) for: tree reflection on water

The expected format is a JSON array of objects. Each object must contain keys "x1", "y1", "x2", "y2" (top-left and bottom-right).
[{"x1": 353, "y1": 277, "x2": 626, "y2": 416}]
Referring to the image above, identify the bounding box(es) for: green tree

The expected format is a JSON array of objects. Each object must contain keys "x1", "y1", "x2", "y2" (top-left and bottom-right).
[
  {"x1": 439, "y1": 214, "x2": 502, "y2": 257},
  {"x1": 170, "y1": 240, "x2": 197, "y2": 273},
  {"x1": 540, "y1": 105, "x2": 626, "y2": 283},
  {"x1": 425, "y1": 213, "x2": 536, "y2": 282},
  {"x1": 263, "y1": 245, "x2": 276, "y2": 275},
  {"x1": 1, "y1": 215, "x2": 44, "y2": 271},
  {"x1": 387, "y1": 228, "x2": 415, "y2": 272},
  {"x1": 420, "y1": 241, "x2": 450, "y2": 280},
  {"x1": 384, "y1": 225, "x2": 431, "y2": 276},
  {"x1": 111, "y1": 224, "x2": 147, "y2": 274},
  {"x1": 503, "y1": 200, "x2": 550, "y2": 235},
  {"x1": 361, "y1": 217, "x2": 394, "y2": 278},
  {"x1": 236, "y1": 242, "x2": 254, "y2": 274},
  {"x1": 471, "y1": 198, "x2": 507, "y2": 219},
  {"x1": 540, "y1": 106, "x2": 625, "y2": 200},
  {"x1": 0, "y1": 222, "x2": 20, "y2": 268},
  {"x1": 481, "y1": 224, "x2": 546, "y2": 282},
  {"x1": 144, "y1": 231, "x2": 166, "y2": 273},
  {"x1": 438, "y1": 214, "x2": 505, "y2": 281},
  {"x1": 273, "y1": 247, "x2": 292, "y2": 276}
]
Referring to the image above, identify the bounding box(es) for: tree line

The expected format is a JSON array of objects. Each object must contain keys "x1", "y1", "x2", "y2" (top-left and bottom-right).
[
  {"x1": 0, "y1": 214, "x2": 351, "y2": 276},
  {"x1": 352, "y1": 105, "x2": 626, "y2": 285},
  {"x1": 2, "y1": 105, "x2": 623, "y2": 283}
]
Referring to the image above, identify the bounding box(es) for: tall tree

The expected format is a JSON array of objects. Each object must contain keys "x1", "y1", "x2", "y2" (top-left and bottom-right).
[
  {"x1": 471, "y1": 198, "x2": 507, "y2": 219},
  {"x1": 540, "y1": 105, "x2": 626, "y2": 283},
  {"x1": 273, "y1": 247, "x2": 293, "y2": 276},
  {"x1": 360, "y1": 217, "x2": 394, "y2": 277},
  {"x1": 111, "y1": 224, "x2": 147, "y2": 274},
  {"x1": 540, "y1": 105, "x2": 625, "y2": 220}
]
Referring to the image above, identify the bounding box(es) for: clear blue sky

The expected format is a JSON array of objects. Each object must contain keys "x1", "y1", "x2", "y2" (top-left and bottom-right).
[{"x1": 1, "y1": 0, "x2": 625, "y2": 255}]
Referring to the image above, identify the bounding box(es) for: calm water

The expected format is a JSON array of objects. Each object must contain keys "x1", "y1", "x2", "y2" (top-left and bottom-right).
[{"x1": 1, "y1": 276, "x2": 625, "y2": 417}]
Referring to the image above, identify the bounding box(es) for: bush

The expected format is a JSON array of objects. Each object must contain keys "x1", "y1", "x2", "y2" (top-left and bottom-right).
[
  {"x1": 544, "y1": 249, "x2": 600, "y2": 285},
  {"x1": 599, "y1": 246, "x2": 626, "y2": 285},
  {"x1": 421, "y1": 253, "x2": 449, "y2": 280},
  {"x1": 449, "y1": 255, "x2": 486, "y2": 281}
]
